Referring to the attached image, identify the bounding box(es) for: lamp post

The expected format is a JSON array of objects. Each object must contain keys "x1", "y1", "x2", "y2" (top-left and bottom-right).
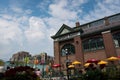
[
  {"x1": 41, "y1": 60, "x2": 44, "y2": 78},
  {"x1": 49, "y1": 62, "x2": 52, "y2": 80},
  {"x1": 65, "y1": 49, "x2": 70, "y2": 80}
]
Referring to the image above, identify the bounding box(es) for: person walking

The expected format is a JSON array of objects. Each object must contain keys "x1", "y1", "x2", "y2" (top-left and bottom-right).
[{"x1": 35, "y1": 69, "x2": 41, "y2": 78}]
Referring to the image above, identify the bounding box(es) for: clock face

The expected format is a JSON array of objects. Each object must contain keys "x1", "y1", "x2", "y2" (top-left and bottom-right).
[{"x1": 61, "y1": 44, "x2": 75, "y2": 56}]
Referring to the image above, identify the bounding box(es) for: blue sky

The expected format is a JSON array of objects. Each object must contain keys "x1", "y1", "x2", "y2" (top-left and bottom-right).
[{"x1": 0, "y1": 0, "x2": 120, "y2": 61}]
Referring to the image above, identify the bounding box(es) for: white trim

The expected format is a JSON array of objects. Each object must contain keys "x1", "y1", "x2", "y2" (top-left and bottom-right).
[
  {"x1": 54, "y1": 32, "x2": 80, "y2": 41},
  {"x1": 102, "y1": 30, "x2": 111, "y2": 34}
]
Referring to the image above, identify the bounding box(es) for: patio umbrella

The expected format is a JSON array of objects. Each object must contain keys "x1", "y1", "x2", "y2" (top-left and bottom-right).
[
  {"x1": 72, "y1": 60, "x2": 81, "y2": 65},
  {"x1": 98, "y1": 60, "x2": 108, "y2": 65},
  {"x1": 118, "y1": 56, "x2": 120, "y2": 59},
  {"x1": 52, "y1": 64, "x2": 61, "y2": 68},
  {"x1": 68, "y1": 65, "x2": 75, "y2": 68},
  {"x1": 86, "y1": 58, "x2": 100, "y2": 64},
  {"x1": 84, "y1": 63, "x2": 91, "y2": 67},
  {"x1": 106, "y1": 56, "x2": 119, "y2": 61}
]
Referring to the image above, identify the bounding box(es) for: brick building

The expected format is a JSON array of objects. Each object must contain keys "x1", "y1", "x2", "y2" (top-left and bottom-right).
[
  {"x1": 32, "y1": 52, "x2": 54, "y2": 64},
  {"x1": 51, "y1": 13, "x2": 120, "y2": 70},
  {"x1": 10, "y1": 51, "x2": 54, "y2": 65},
  {"x1": 10, "y1": 51, "x2": 31, "y2": 62}
]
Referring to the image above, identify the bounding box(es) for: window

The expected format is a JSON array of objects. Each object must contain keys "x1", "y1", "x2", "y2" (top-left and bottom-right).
[
  {"x1": 113, "y1": 32, "x2": 120, "y2": 47},
  {"x1": 61, "y1": 44, "x2": 75, "y2": 56},
  {"x1": 82, "y1": 37, "x2": 104, "y2": 51}
]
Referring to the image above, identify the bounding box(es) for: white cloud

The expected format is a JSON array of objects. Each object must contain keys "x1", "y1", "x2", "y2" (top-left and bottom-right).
[
  {"x1": 25, "y1": 9, "x2": 32, "y2": 14},
  {"x1": 47, "y1": 0, "x2": 88, "y2": 26},
  {"x1": 49, "y1": 0, "x2": 77, "y2": 20},
  {"x1": 0, "y1": 15, "x2": 24, "y2": 60},
  {"x1": 67, "y1": 0, "x2": 87, "y2": 11},
  {"x1": 1, "y1": 14, "x2": 12, "y2": 20},
  {"x1": 0, "y1": 19, "x2": 22, "y2": 43},
  {"x1": 80, "y1": 0, "x2": 120, "y2": 24},
  {"x1": 103, "y1": 0, "x2": 119, "y2": 5},
  {"x1": 25, "y1": 17, "x2": 46, "y2": 43},
  {"x1": 11, "y1": 7, "x2": 23, "y2": 13},
  {"x1": 37, "y1": 0, "x2": 51, "y2": 10},
  {"x1": 11, "y1": 7, "x2": 32, "y2": 15}
]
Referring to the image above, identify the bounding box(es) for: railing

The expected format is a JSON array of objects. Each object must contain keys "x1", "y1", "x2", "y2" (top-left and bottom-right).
[{"x1": 81, "y1": 13, "x2": 120, "y2": 34}]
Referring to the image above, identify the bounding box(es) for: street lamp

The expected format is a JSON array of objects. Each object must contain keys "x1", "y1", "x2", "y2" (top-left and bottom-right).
[
  {"x1": 41, "y1": 59, "x2": 45, "y2": 78},
  {"x1": 65, "y1": 49, "x2": 70, "y2": 80}
]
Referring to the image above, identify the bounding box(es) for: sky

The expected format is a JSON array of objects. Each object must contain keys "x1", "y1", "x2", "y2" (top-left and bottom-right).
[{"x1": 0, "y1": 0, "x2": 120, "y2": 61}]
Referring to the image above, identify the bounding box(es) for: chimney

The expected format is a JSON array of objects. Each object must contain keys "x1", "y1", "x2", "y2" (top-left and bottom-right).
[{"x1": 76, "y1": 22, "x2": 80, "y2": 27}]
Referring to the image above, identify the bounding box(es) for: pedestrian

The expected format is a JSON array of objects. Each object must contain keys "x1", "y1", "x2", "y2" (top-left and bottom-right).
[{"x1": 35, "y1": 69, "x2": 41, "y2": 78}]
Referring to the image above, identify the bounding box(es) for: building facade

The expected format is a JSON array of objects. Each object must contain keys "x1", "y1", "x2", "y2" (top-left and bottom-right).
[
  {"x1": 32, "y1": 52, "x2": 54, "y2": 64},
  {"x1": 10, "y1": 51, "x2": 31, "y2": 62},
  {"x1": 10, "y1": 51, "x2": 54, "y2": 65},
  {"x1": 51, "y1": 13, "x2": 120, "y2": 69}
]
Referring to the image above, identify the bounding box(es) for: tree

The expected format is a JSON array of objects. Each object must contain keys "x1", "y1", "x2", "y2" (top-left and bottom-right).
[{"x1": 0, "y1": 59, "x2": 4, "y2": 66}]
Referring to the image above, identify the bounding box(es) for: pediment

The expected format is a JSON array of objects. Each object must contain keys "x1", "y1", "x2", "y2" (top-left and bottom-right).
[
  {"x1": 60, "y1": 28, "x2": 70, "y2": 35},
  {"x1": 55, "y1": 24, "x2": 72, "y2": 36}
]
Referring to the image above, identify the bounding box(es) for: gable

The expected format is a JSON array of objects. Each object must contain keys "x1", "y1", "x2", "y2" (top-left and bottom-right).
[
  {"x1": 51, "y1": 23, "x2": 84, "y2": 40},
  {"x1": 60, "y1": 28, "x2": 70, "y2": 35},
  {"x1": 55, "y1": 24, "x2": 72, "y2": 36}
]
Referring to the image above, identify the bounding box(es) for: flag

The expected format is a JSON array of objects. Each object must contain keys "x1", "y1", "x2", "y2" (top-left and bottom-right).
[{"x1": 24, "y1": 57, "x2": 29, "y2": 64}]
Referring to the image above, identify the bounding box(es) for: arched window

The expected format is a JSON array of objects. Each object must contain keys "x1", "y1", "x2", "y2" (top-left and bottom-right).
[
  {"x1": 113, "y1": 32, "x2": 120, "y2": 47},
  {"x1": 82, "y1": 37, "x2": 104, "y2": 51},
  {"x1": 61, "y1": 44, "x2": 75, "y2": 56}
]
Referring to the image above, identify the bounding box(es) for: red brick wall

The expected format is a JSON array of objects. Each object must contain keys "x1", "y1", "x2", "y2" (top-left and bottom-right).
[
  {"x1": 74, "y1": 36, "x2": 84, "y2": 65},
  {"x1": 84, "y1": 50, "x2": 106, "y2": 62},
  {"x1": 102, "y1": 31, "x2": 117, "y2": 57},
  {"x1": 54, "y1": 41, "x2": 60, "y2": 64}
]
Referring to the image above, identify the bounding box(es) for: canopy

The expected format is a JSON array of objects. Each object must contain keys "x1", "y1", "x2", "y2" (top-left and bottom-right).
[
  {"x1": 84, "y1": 63, "x2": 91, "y2": 67},
  {"x1": 98, "y1": 60, "x2": 108, "y2": 65},
  {"x1": 68, "y1": 65, "x2": 75, "y2": 68},
  {"x1": 72, "y1": 60, "x2": 81, "y2": 65},
  {"x1": 106, "y1": 56, "x2": 119, "y2": 61},
  {"x1": 52, "y1": 64, "x2": 61, "y2": 68},
  {"x1": 118, "y1": 56, "x2": 120, "y2": 59},
  {"x1": 86, "y1": 58, "x2": 100, "y2": 64}
]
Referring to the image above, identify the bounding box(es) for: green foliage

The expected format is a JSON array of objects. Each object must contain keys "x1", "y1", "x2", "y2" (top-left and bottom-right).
[
  {"x1": 105, "y1": 66, "x2": 120, "y2": 80},
  {"x1": 0, "y1": 59, "x2": 4, "y2": 66}
]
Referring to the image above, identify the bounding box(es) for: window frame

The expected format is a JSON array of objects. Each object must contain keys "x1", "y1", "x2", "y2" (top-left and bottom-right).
[
  {"x1": 82, "y1": 37, "x2": 104, "y2": 52},
  {"x1": 113, "y1": 32, "x2": 120, "y2": 48},
  {"x1": 60, "y1": 43, "x2": 75, "y2": 56}
]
